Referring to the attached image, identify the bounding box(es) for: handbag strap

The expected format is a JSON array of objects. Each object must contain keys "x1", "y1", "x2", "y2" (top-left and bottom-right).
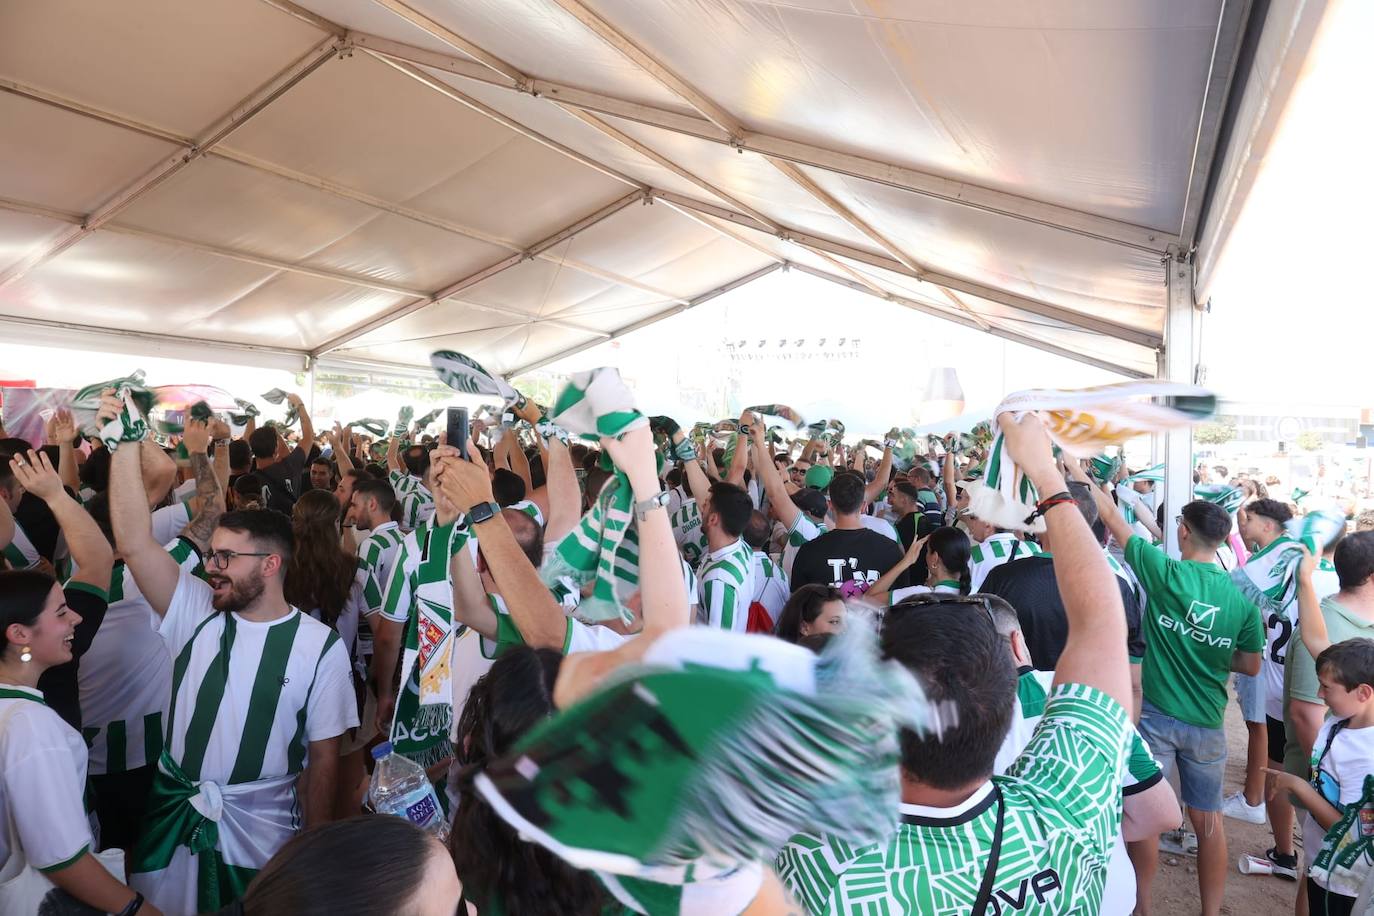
[
  {"x1": 971, "y1": 786, "x2": 1006, "y2": 916},
  {"x1": 1312, "y1": 718, "x2": 1350, "y2": 793}
]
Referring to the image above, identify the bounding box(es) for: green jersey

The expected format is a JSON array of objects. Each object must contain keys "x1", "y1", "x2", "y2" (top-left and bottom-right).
[
  {"x1": 1124, "y1": 536, "x2": 1263, "y2": 728},
  {"x1": 778, "y1": 683, "x2": 1132, "y2": 915}
]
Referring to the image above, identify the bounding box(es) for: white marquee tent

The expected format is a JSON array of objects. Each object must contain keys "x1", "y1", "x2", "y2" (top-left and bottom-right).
[{"x1": 0, "y1": 0, "x2": 1328, "y2": 389}]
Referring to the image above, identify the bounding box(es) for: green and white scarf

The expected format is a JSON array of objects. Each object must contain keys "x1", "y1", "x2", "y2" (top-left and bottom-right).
[
  {"x1": 430, "y1": 349, "x2": 524, "y2": 409},
  {"x1": 1124, "y1": 463, "x2": 1165, "y2": 485},
  {"x1": 1088, "y1": 454, "x2": 1123, "y2": 485},
  {"x1": 259, "y1": 389, "x2": 298, "y2": 427},
  {"x1": 744, "y1": 404, "x2": 805, "y2": 429},
  {"x1": 1290, "y1": 504, "x2": 1347, "y2": 554},
  {"x1": 71, "y1": 372, "x2": 154, "y2": 451},
  {"x1": 228, "y1": 398, "x2": 260, "y2": 426},
  {"x1": 473, "y1": 625, "x2": 932, "y2": 891},
  {"x1": 967, "y1": 382, "x2": 1215, "y2": 532},
  {"x1": 539, "y1": 368, "x2": 646, "y2": 625},
  {"x1": 413, "y1": 408, "x2": 442, "y2": 431},
  {"x1": 350, "y1": 418, "x2": 389, "y2": 438},
  {"x1": 1196, "y1": 483, "x2": 1244, "y2": 514}
]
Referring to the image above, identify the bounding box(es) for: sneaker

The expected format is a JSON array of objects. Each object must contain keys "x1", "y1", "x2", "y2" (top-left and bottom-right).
[
  {"x1": 1221, "y1": 791, "x2": 1267, "y2": 825},
  {"x1": 1265, "y1": 847, "x2": 1299, "y2": 881}
]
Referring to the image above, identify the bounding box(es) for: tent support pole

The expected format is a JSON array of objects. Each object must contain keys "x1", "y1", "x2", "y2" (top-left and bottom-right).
[{"x1": 1161, "y1": 254, "x2": 1200, "y2": 557}]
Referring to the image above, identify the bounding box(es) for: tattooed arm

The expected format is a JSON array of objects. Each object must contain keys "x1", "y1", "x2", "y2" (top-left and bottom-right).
[{"x1": 181, "y1": 419, "x2": 225, "y2": 555}]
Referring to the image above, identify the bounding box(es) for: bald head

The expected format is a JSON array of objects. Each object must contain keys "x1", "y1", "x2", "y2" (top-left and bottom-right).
[{"x1": 501, "y1": 508, "x2": 545, "y2": 567}]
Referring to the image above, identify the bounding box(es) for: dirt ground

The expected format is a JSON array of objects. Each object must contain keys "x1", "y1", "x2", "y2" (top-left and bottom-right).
[{"x1": 1147, "y1": 699, "x2": 1301, "y2": 915}]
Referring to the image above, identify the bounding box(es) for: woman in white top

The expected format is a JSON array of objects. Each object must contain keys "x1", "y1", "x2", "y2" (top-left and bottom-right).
[
  {"x1": 865, "y1": 526, "x2": 974, "y2": 608},
  {"x1": 0, "y1": 567, "x2": 163, "y2": 916}
]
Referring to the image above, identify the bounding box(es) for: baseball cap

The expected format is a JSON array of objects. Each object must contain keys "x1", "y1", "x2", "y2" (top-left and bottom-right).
[
  {"x1": 791, "y1": 487, "x2": 828, "y2": 520},
  {"x1": 804, "y1": 465, "x2": 834, "y2": 489}
]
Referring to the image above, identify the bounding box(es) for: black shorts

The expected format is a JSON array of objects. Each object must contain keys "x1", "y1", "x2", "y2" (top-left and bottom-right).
[
  {"x1": 89, "y1": 765, "x2": 155, "y2": 851},
  {"x1": 1267, "y1": 715, "x2": 1288, "y2": 764}
]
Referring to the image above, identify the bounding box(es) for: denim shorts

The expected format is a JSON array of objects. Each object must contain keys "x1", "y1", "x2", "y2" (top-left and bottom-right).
[
  {"x1": 1138, "y1": 701, "x2": 1227, "y2": 811},
  {"x1": 1234, "y1": 671, "x2": 1264, "y2": 724}
]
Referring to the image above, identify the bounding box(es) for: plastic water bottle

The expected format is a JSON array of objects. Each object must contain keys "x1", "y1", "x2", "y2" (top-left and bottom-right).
[{"x1": 369, "y1": 741, "x2": 447, "y2": 840}]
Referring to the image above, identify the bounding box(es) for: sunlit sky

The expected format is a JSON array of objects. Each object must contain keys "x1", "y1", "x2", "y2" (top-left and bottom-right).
[{"x1": 1, "y1": 0, "x2": 1369, "y2": 428}]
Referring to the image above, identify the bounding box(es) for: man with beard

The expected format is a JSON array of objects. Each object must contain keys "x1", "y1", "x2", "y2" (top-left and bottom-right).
[{"x1": 105, "y1": 396, "x2": 356, "y2": 916}]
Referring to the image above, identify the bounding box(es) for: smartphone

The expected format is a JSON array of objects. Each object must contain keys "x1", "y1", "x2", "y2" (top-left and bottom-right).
[{"x1": 446, "y1": 406, "x2": 469, "y2": 458}]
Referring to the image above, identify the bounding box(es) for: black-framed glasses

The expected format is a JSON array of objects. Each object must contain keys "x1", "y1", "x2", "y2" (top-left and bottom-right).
[
  {"x1": 207, "y1": 549, "x2": 273, "y2": 569},
  {"x1": 887, "y1": 591, "x2": 999, "y2": 634}
]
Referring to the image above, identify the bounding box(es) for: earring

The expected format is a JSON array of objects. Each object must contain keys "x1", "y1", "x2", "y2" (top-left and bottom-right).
[{"x1": 19, "y1": 646, "x2": 32, "y2": 663}]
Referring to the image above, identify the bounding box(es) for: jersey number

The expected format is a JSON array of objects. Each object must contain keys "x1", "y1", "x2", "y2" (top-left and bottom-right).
[{"x1": 1267, "y1": 613, "x2": 1292, "y2": 664}]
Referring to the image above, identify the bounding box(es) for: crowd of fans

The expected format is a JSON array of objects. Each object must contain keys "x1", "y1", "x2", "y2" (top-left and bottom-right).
[{"x1": 2, "y1": 379, "x2": 1373, "y2": 916}]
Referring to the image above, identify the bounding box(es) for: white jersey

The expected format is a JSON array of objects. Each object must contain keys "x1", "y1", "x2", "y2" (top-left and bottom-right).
[
  {"x1": 151, "y1": 501, "x2": 193, "y2": 544},
  {"x1": 1, "y1": 520, "x2": 41, "y2": 570},
  {"x1": 968, "y1": 532, "x2": 1043, "y2": 592},
  {"x1": 0, "y1": 686, "x2": 93, "y2": 874},
  {"x1": 858, "y1": 514, "x2": 901, "y2": 544},
  {"x1": 79, "y1": 538, "x2": 198, "y2": 775},
  {"x1": 751, "y1": 551, "x2": 790, "y2": 623},
  {"x1": 390, "y1": 471, "x2": 436, "y2": 533},
  {"x1": 670, "y1": 498, "x2": 707, "y2": 569},
  {"x1": 697, "y1": 538, "x2": 756, "y2": 633},
  {"x1": 509, "y1": 499, "x2": 545, "y2": 528},
  {"x1": 1234, "y1": 535, "x2": 1305, "y2": 720},
  {"x1": 782, "y1": 514, "x2": 827, "y2": 579}
]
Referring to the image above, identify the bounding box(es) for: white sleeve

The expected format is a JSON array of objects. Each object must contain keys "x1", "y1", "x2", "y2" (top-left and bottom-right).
[
  {"x1": 305, "y1": 637, "x2": 360, "y2": 742},
  {"x1": 156, "y1": 568, "x2": 217, "y2": 656},
  {"x1": 2, "y1": 710, "x2": 93, "y2": 872},
  {"x1": 172, "y1": 478, "x2": 197, "y2": 503},
  {"x1": 565, "y1": 618, "x2": 629, "y2": 654},
  {"x1": 151, "y1": 501, "x2": 193, "y2": 544}
]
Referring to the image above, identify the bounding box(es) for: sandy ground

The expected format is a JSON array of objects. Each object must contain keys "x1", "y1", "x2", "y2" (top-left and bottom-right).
[{"x1": 1146, "y1": 699, "x2": 1302, "y2": 915}]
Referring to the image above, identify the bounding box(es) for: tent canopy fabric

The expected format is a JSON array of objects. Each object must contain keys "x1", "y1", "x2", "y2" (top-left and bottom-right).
[{"x1": 0, "y1": 0, "x2": 1316, "y2": 381}]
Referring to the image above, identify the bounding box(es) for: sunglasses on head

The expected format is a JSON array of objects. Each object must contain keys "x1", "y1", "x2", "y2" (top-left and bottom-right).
[{"x1": 887, "y1": 592, "x2": 999, "y2": 634}]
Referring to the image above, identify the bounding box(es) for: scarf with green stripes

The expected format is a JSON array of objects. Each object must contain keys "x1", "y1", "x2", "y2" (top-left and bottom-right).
[
  {"x1": 473, "y1": 625, "x2": 932, "y2": 890},
  {"x1": 1196, "y1": 483, "x2": 1244, "y2": 514},
  {"x1": 413, "y1": 408, "x2": 442, "y2": 431},
  {"x1": 538, "y1": 368, "x2": 647, "y2": 626},
  {"x1": 260, "y1": 389, "x2": 299, "y2": 427},
  {"x1": 392, "y1": 405, "x2": 414, "y2": 438},
  {"x1": 1125, "y1": 463, "x2": 1165, "y2": 484},
  {"x1": 1088, "y1": 454, "x2": 1124, "y2": 485},
  {"x1": 967, "y1": 382, "x2": 1215, "y2": 533},
  {"x1": 744, "y1": 403, "x2": 805, "y2": 429},
  {"x1": 349, "y1": 418, "x2": 389, "y2": 438},
  {"x1": 228, "y1": 398, "x2": 260, "y2": 426},
  {"x1": 1289, "y1": 504, "x2": 1347, "y2": 553},
  {"x1": 71, "y1": 372, "x2": 154, "y2": 451},
  {"x1": 430, "y1": 349, "x2": 524, "y2": 409}
]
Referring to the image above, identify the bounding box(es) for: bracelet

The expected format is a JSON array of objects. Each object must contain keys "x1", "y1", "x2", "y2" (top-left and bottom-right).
[
  {"x1": 1022, "y1": 491, "x2": 1074, "y2": 526},
  {"x1": 117, "y1": 891, "x2": 145, "y2": 916}
]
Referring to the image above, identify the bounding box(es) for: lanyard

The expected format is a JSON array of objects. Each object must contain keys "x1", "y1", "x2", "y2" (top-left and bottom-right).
[{"x1": 972, "y1": 786, "x2": 1006, "y2": 916}]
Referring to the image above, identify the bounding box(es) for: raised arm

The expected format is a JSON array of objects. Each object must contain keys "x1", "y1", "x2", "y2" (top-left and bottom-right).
[
  {"x1": 107, "y1": 396, "x2": 181, "y2": 616},
  {"x1": 209, "y1": 419, "x2": 231, "y2": 498},
  {"x1": 9, "y1": 450, "x2": 112, "y2": 591},
  {"x1": 674, "y1": 430, "x2": 713, "y2": 508},
  {"x1": 326, "y1": 422, "x2": 354, "y2": 473},
  {"x1": 942, "y1": 447, "x2": 957, "y2": 509},
  {"x1": 286, "y1": 392, "x2": 314, "y2": 452},
  {"x1": 179, "y1": 419, "x2": 226, "y2": 555},
  {"x1": 543, "y1": 436, "x2": 580, "y2": 544},
  {"x1": 1295, "y1": 550, "x2": 1331, "y2": 659},
  {"x1": 748, "y1": 421, "x2": 800, "y2": 531},
  {"x1": 1000, "y1": 413, "x2": 1131, "y2": 712},
  {"x1": 46, "y1": 409, "x2": 81, "y2": 495},
  {"x1": 436, "y1": 452, "x2": 565, "y2": 650},
  {"x1": 385, "y1": 433, "x2": 403, "y2": 475},
  {"x1": 864, "y1": 533, "x2": 929, "y2": 607},
  {"x1": 507, "y1": 433, "x2": 534, "y2": 495},
  {"x1": 864, "y1": 444, "x2": 893, "y2": 506},
  {"x1": 449, "y1": 545, "x2": 499, "y2": 641},
  {"x1": 1068, "y1": 459, "x2": 1136, "y2": 550}
]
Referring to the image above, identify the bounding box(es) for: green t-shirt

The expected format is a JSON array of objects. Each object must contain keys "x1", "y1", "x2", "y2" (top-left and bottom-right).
[
  {"x1": 1125, "y1": 536, "x2": 1264, "y2": 729},
  {"x1": 777, "y1": 683, "x2": 1131, "y2": 915},
  {"x1": 1283, "y1": 595, "x2": 1374, "y2": 776}
]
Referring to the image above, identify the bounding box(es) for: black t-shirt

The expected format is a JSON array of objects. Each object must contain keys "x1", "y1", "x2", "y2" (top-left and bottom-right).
[
  {"x1": 790, "y1": 528, "x2": 907, "y2": 600},
  {"x1": 979, "y1": 555, "x2": 1144, "y2": 669},
  {"x1": 14, "y1": 492, "x2": 61, "y2": 562},
  {"x1": 894, "y1": 511, "x2": 940, "y2": 583},
  {"x1": 37, "y1": 582, "x2": 109, "y2": 731},
  {"x1": 255, "y1": 446, "x2": 308, "y2": 513}
]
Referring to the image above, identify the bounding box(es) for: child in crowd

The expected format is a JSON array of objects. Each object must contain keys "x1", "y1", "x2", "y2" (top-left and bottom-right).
[{"x1": 1266, "y1": 551, "x2": 1374, "y2": 916}]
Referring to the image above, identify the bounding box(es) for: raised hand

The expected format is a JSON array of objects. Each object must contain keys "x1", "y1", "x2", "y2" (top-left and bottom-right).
[
  {"x1": 181, "y1": 418, "x2": 211, "y2": 454},
  {"x1": 9, "y1": 450, "x2": 65, "y2": 502}
]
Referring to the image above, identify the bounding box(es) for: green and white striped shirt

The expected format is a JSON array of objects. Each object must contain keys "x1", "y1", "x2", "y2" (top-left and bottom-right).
[
  {"x1": 389, "y1": 471, "x2": 435, "y2": 533},
  {"x1": 1, "y1": 521, "x2": 40, "y2": 570},
  {"x1": 79, "y1": 537, "x2": 201, "y2": 775},
  {"x1": 358, "y1": 521, "x2": 406, "y2": 620},
  {"x1": 778, "y1": 683, "x2": 1131, "y2": 916},
  {"x1": 670, "y1": 498, "x2": 707, "y2": 568},
  {"x1": 782, "y1": 514, "x2": 827, "y2": 579},
  {"x1": 508, "y1": 499, "x2": 545, "y2": 528},
  {"x1": 697, "y1": 538, "x2": 756, "y2": 633},
  {"x1": 968, "y1": 532, "x2": 1044, "y2": 591},
  {"x1": 159, "y1": 570, "x2": 357, "y2": 788}
]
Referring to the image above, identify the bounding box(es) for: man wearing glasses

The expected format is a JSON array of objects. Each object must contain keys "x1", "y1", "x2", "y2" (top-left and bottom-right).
[
  {"x1": 104, "y1": 394, "x2": 356, "y2": 916},
  {"x1": 778, "y1": 412, "x2": 1139, "y2": 914}
]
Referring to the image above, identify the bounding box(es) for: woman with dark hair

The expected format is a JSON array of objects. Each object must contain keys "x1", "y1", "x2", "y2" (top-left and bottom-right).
[
  {"x1": 865, "y1": 526, "x2": 973, "y2": 608},
  {"x1": 228, "y1": 815, "x2": 462, "y2": 916},
  {"x1": 449, "y1": 646, "x2": 612, "y2": 915},
  {"x1": 285, "y1": 488, "x2": 367, "y2": 817},
  {"x1": 0, "y1": 571, "x2": 161, "y2": 915},
  {"x1": 773, "y1": 584, "x2": 846, "y2": 643}
]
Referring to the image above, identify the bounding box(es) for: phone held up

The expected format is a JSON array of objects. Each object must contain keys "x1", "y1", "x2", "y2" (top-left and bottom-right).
[{"x1": 446, "y1": 406, "x2": 469, "y2": 458}]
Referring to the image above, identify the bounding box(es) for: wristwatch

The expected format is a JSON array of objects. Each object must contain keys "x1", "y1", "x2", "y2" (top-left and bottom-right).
[
  {"x1": 634, "y1": 490, "x2": 671, "y2": 520},
  {"x1": 466, "y1": 500, "x2": 501, "y2": 524}
]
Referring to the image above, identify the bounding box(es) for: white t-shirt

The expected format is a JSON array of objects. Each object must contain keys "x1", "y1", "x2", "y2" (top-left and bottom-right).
[
  {"x1": 151, "y1": 501, "x2": 193, "y2": 545},
  {"x1": 1305, "y1": 717, "x2": 1374, "y2": 891},
  {"x1": 0, "y1": 686, "x2": 93, "y2": 874},
  {"x1": 782, "y1": 514, "x2": 826, "y2": 579},
  {"x1": 858, "y1": 514, "x2": 901, "y2": 544},
  {"x1": 888, "y1": 581, "x2": 961, "y2": 606},
  {"x1": 79, "y1": 538, "x2": 198, "y2": 775},
  {"x1": 1, "y1": 521, "x2": 41, "y2": 570}
]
